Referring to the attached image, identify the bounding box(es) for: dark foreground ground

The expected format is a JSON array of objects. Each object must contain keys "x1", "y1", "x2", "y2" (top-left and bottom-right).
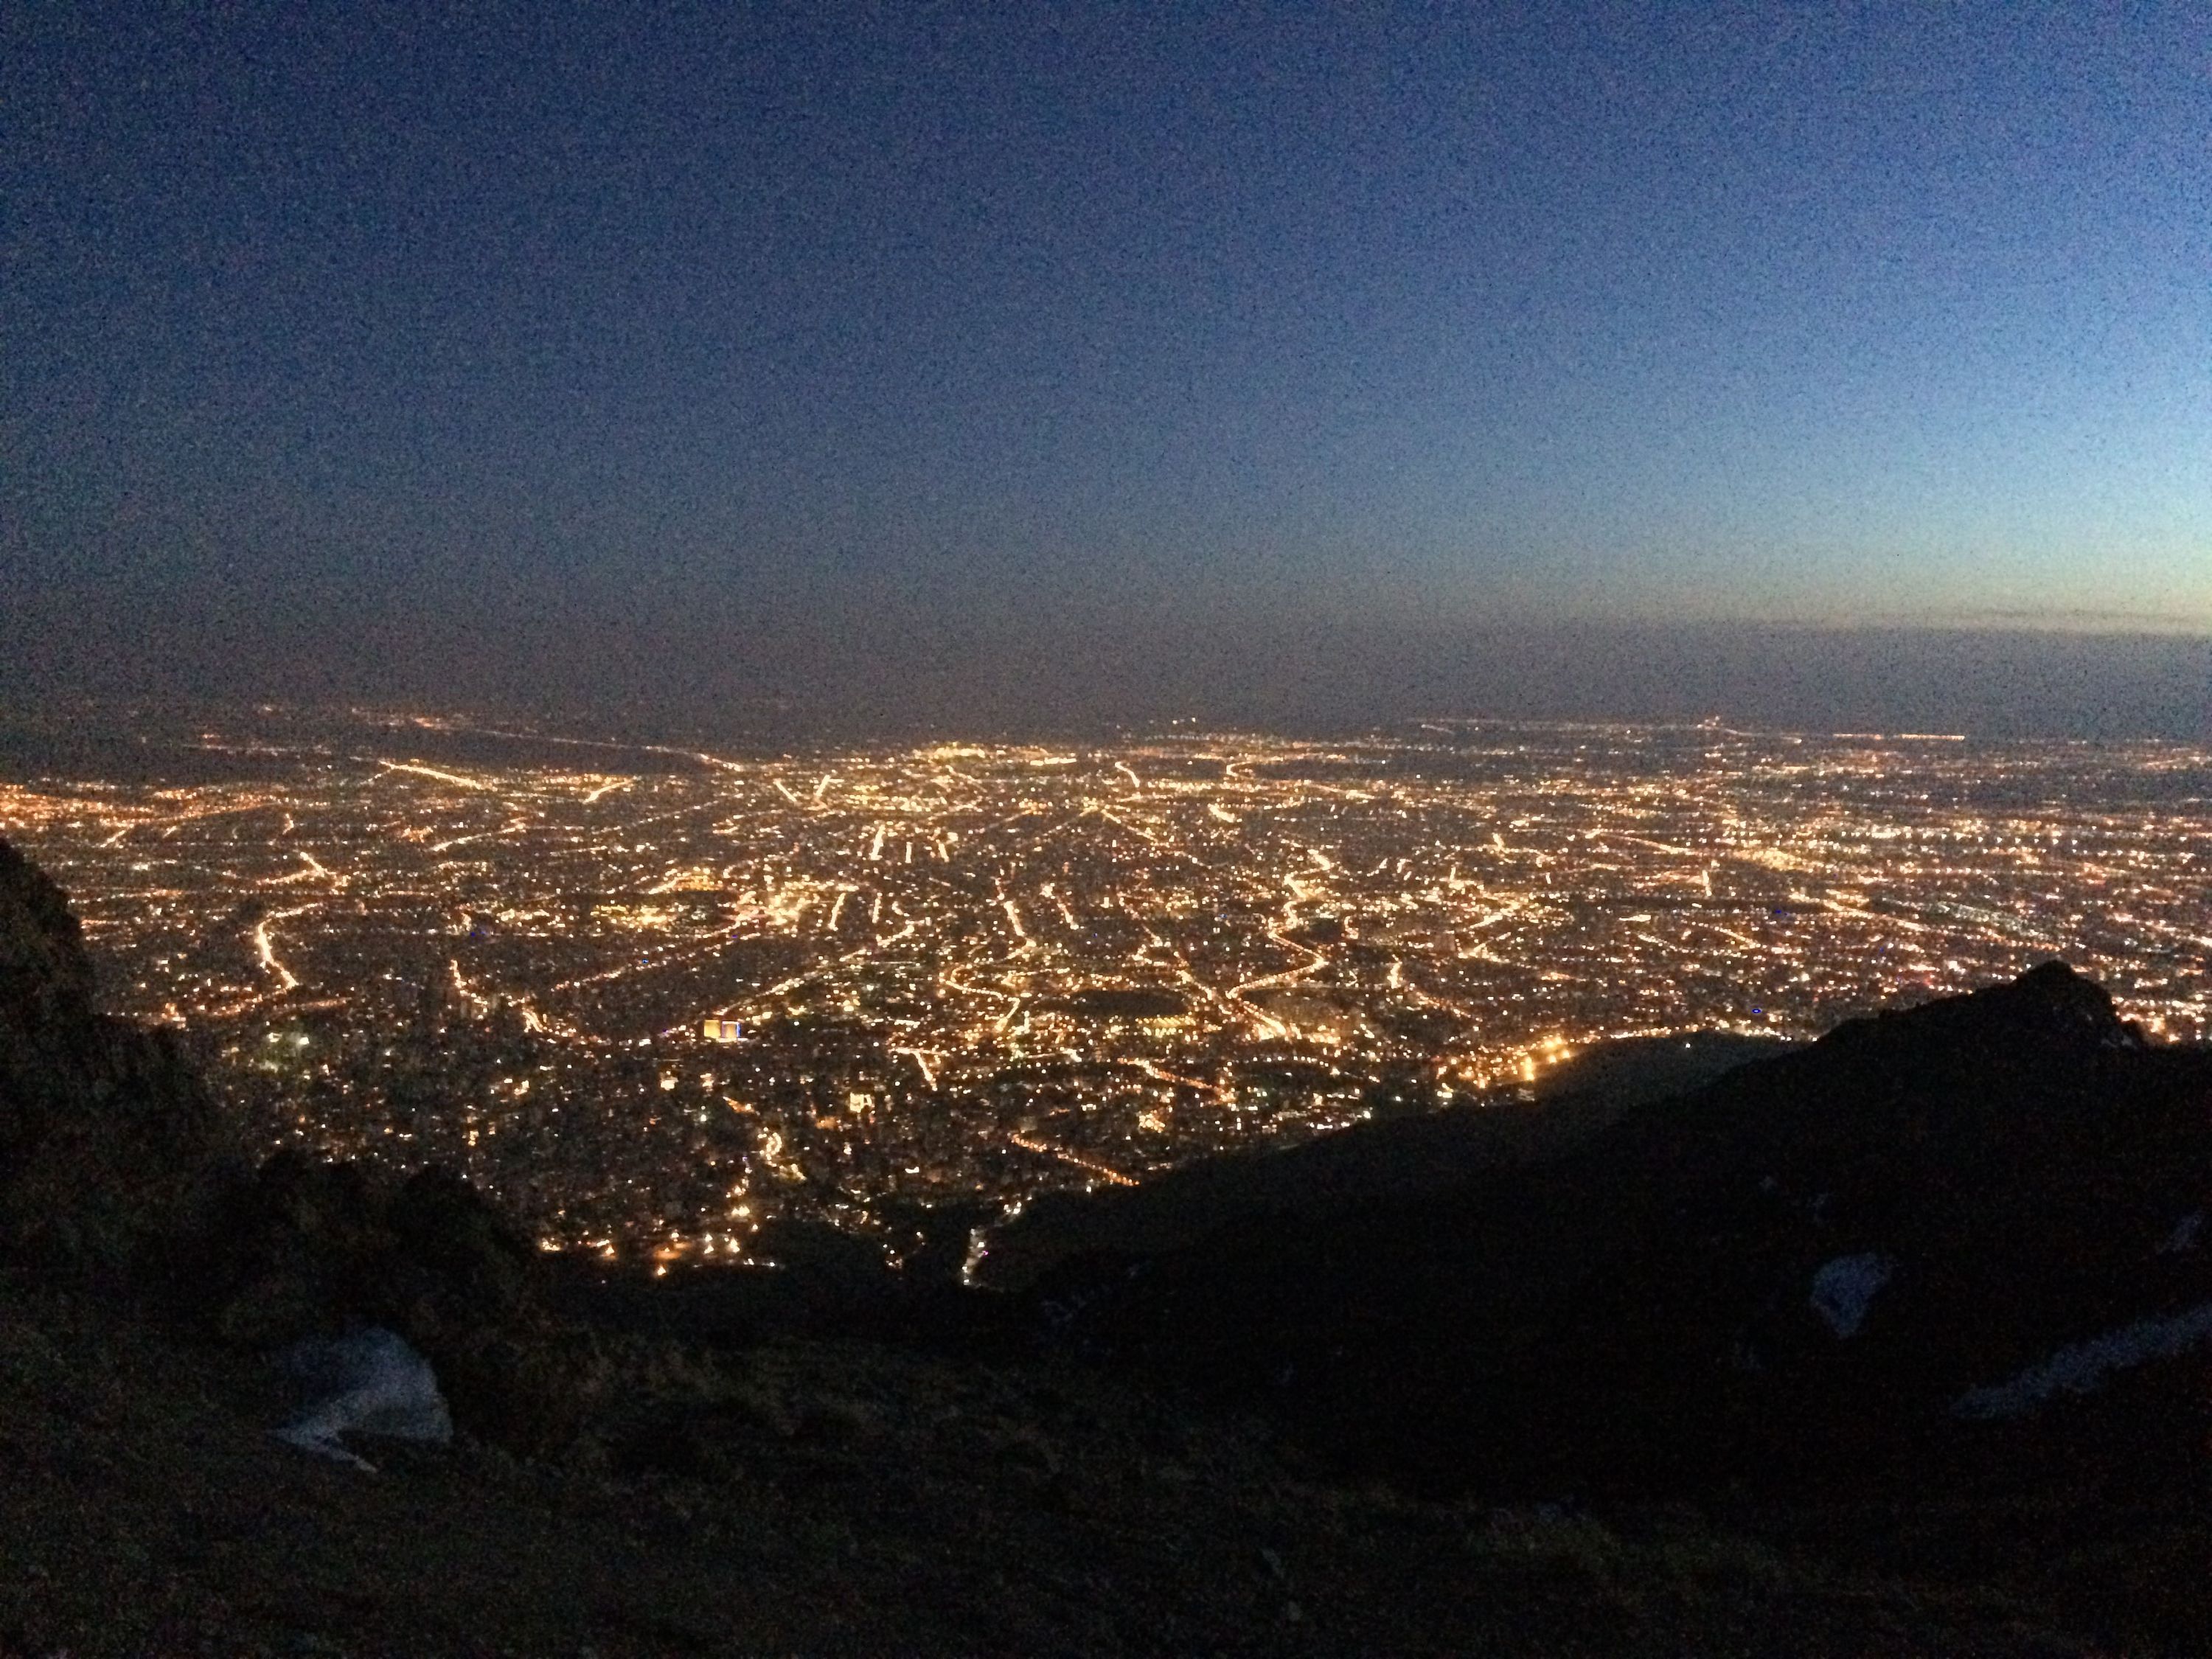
[{"x1": 2, "y1": 1279, "x2": 2103, "y2": 1659}]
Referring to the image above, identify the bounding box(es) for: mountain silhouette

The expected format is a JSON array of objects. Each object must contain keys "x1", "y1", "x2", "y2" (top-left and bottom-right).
[
  {"x1": 1032, "y1": 962, "x2": 2212, "y2": 1503},
  {"x1": 0, "y1": 837, "x2": 239, "y2": 1278}
]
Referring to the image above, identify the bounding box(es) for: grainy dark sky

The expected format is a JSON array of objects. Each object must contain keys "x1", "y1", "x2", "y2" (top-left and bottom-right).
[{"x1": 4, "y1": 3, "x2": 2208, "y2": 734}]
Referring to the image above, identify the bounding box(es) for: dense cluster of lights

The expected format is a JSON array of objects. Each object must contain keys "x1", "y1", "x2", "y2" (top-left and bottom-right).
[{"x1": 4, "y1": 708, "x2": 2204, "y2": 1262}]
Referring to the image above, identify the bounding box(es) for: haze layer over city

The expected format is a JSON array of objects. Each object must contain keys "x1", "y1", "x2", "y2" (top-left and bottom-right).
[{"x1": 4, "y1": 704, "x2": 2204, "y2": 1267}]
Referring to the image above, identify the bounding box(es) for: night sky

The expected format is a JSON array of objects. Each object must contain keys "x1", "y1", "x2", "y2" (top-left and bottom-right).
[{"x1": 6, "y1": 3, "x2": 2208, "y2": 735}]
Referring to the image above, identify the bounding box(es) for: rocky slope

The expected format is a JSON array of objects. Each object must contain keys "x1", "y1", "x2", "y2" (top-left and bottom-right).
[{"x1": 0, "y1": 838, "x2": 238, "y2": 1279}]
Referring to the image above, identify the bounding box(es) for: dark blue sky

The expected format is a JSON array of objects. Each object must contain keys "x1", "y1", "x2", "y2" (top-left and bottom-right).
[{"x1": 5, "y1": 2, "x2": 2208, "y2": 731}]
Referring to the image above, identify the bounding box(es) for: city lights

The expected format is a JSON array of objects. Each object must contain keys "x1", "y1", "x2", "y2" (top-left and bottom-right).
[{"x1": 4, "y1": 709, "x2": 2204, "y2": 1263}]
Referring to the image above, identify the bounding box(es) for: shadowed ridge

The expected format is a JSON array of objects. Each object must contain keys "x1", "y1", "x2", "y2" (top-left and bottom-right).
[
  {"x1": 1038, "y1": 961, "x2": 2212, "y2": 1513},
  {"x1": 1597, "y1": 961, "x2": 2160, "y2": 1193},
  {"x1": 1813, "y1": 959, "x2": 2144, "y2": 1063},
  {"x1": 0, "y1": 835, "x2": 238, "y2": 1280},
  {"x1": 979, "y1": 1030, "x2": 1785, "y2": 1293},
  {"x1": 0, "y1": 835, "x2": 98, "y2": 1036}
]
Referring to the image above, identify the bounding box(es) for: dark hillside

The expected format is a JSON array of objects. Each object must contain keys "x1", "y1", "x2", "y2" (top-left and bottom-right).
[
  {"x1": 1039, "y1": 964, "x2": 2212, "y2": 1501},
  {"x1": 977, "y1": 1032, "x2": 1784, "y2": 1291},
  {"x1": 0, "y1": 838, "x2": 240, "y2": 1279}
]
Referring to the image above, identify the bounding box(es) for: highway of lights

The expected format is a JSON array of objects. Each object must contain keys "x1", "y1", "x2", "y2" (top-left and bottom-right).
[{"x1": 4, "y1": 709, "x2": 2206, "y2": 1267}]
